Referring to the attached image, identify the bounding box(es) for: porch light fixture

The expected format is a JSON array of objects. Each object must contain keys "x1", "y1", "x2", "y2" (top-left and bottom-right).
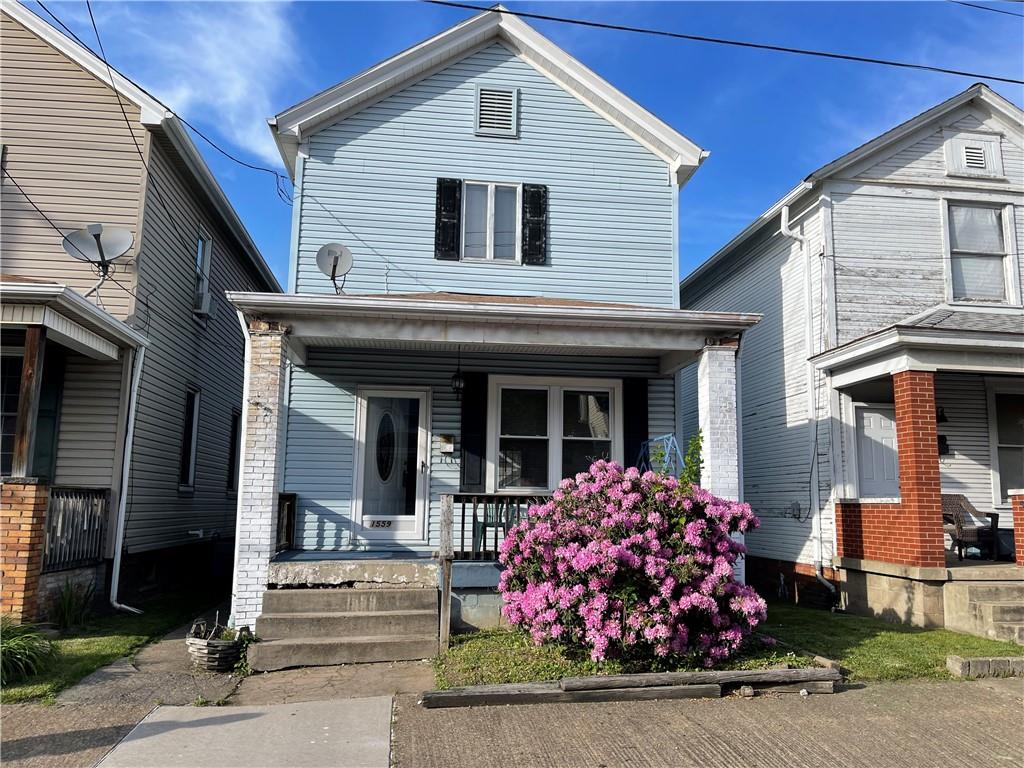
[
  {"x1": 450, "y1": 345, "x2": 464, "y2": 401},
  {"x1": 936, "y1": 407, "x2": 949, "y2": 424}
]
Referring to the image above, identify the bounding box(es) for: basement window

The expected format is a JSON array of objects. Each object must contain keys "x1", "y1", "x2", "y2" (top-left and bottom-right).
[{"x1": 475, "y1": 85, "x2": 519, "y2": 138}]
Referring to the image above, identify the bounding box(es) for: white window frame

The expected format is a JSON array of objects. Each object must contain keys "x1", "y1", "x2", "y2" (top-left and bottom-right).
[
  {"x1": 943, "y1": 129, "x2": 1005, "y2": 180},
  {"x1": 485, "y1": 375, "x2": 624, "y2": 494},
  {"x1": 194, "y1": 227, "x2": 213, "y2": 317},
  {"x1": 986, "y1": 378, "x2": 1024, "y2": 510},
  {"x1": 178, "y1": 387, "x2": 201, "y2": 492},
  {"x1": 460, "y1": 181, "x2": 522, "y2": 263},
  {"x1": 940, "y1": 199, "x2": 1021, "y2": 307}
]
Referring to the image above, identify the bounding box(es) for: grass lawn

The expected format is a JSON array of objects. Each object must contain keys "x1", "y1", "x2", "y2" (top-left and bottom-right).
[
  {"x1": 436, "y1": 603, "x2": 1023, "y2": 689},
  {"x1": 434, "y1": 629, "x2": 810, "y2": 689},
  {"x1": 1, "y1": 593, "x2": 210, "y2": 704},
  {"x1": 761, "y1": 602, "x2": 1021, "y2": 681}
]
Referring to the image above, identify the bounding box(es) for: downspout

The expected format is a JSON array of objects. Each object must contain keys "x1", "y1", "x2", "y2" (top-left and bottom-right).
[
  {"x1": 780, "y1": 205, "x2": 837, "y2": 602},
  {"x1": 110, "y1": 345, "x2": 145, "y2": 614}
]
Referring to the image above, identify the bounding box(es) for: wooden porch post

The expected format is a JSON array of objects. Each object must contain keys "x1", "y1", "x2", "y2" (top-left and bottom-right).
[{"x1": 10, "y1": 327, "x2": 46, "y2": 479}]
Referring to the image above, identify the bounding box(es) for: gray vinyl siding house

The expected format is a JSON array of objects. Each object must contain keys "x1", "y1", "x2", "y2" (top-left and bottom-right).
[
  {"x1": 0, "y1": 2, "x2": 279, "y2": 618},
  {"x1": 680, "y1": 83, "x2": 1024, "y2": 635},
  {"x1": 228, "y1": 6, "x2": 758, "y2": 652}
]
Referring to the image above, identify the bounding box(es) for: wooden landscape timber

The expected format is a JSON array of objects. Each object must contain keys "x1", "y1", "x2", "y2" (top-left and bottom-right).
[
  {"x1": 559, "y1": 666, "x2": 842, "y2": 691},
  {"x1": 420, "y1": 667, "x2": 842, "y2": 708}
]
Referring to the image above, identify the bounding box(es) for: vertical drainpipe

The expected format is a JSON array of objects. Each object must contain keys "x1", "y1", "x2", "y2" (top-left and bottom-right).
[
  {"x1": 109, "y1": 345, "x2": 145, "y2": 614},
  {"x1": 781, "y1": 204, "x2": 837, "y2": 602}
]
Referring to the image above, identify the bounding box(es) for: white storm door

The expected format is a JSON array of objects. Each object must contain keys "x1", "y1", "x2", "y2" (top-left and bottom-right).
[
  {"x1": 353, "y1": 388, "x2": 430, "y2": 542},
  {"x1": 856, "y1": 406, "x2": 900, "y2": 499}
]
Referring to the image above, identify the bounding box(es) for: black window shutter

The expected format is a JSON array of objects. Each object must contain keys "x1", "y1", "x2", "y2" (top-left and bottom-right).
[
  {"x1": 459, "y1": 372, "x2": 488, "y2": 492},
  {"x1": 435, "y1": 178, "x2": 462, "y2": 260},
  {"x1": 521, "y1": 184, "x2": 548, "y2": 265},
  {"x1": 622, "y1": 378, "x2": 648, "y2": 469}
]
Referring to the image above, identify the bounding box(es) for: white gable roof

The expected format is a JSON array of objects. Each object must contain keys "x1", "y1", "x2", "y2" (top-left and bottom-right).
[
  {"x1": 3, "y1": 0, "x2": 281, "y2": 292},
  {"x1": 681, "y1": 83, "x2": 1024, "y2": 293},
  {"x1": 270, "y1": 6, "x2": 706, "y2": 186}
]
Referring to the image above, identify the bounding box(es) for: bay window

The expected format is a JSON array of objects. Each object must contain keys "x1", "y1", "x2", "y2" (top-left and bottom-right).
[{"x1": 489, "y1": 377, "x2": 622, "y2": 491}]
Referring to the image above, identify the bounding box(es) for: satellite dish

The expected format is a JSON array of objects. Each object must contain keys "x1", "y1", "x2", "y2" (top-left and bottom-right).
[
  {"x1": 62, "y1": 224, "x2": 133, "y2": 274},
  {"x1": 315, "y1": 243, "x2": 353, "y2": 294}
]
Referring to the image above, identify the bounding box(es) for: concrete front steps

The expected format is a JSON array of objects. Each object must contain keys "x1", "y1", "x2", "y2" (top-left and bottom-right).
[
  {"x1": 962, "y1": 581, "x2": 1024, "y2": 645},
  {"x1": 248, "y1": 559, "x2": 441, "y2": 672}
]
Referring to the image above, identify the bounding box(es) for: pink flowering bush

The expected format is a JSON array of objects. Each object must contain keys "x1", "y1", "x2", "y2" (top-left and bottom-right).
[{"x1": 498, "y1": 460, "x2": 767, "y2": 666}]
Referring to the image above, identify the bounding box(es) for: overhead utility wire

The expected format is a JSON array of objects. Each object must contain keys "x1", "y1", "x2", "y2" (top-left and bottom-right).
[
  {"x1": 946, "y1": 0, "x2": 1024, "y2": 17},
  {"x1": 36, "y1": 1, "x2": 292, "y2": 205},
  {"x1": 423, "y1": 1, "x2": 1024, "y2": 85}
]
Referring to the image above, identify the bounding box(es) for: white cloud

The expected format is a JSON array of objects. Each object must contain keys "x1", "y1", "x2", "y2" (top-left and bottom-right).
[{"x1": 55, "y1": 0, "x2": 301, "y2": 167}]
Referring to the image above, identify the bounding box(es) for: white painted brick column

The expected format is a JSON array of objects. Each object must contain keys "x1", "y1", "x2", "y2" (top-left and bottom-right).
[
  {"x1": 231, "y1": 320, "x2": 288, "y2": 629},
  {"x1": 697, "y1": 340, "x2": 745, "y2": 582}
]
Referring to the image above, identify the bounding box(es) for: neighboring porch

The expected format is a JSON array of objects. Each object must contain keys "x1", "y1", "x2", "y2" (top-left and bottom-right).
[
  {"x1": 227, "y1": 291, "x2": 760, "y2": 659},
  {"x1": 1, "y1": 278, "x2": 147, "y2": 621},
  {"x1": 813, "y1": 306, "x2": 1023, "y2": 641}
]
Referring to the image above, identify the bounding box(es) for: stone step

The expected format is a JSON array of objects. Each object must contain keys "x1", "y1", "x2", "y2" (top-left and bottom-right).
[
  {"x1": 256, "y1": 609, "x2": 438, "y2": 640},
  {"x1": 965, "y1": 583, "x2": 1024, "y2": 604},
  {"x1": 261, "y1": 588, "x2": 437, "y2": 614},
  {"x1": 987, "y1": 622, "x2": 1024, "y2": 645},
  {"x1": 248, "y1": 635, "x2": 439, "y2": 672},
  {"x1": 976, "y1": 601, "x2": 1024, "y2": 624}
]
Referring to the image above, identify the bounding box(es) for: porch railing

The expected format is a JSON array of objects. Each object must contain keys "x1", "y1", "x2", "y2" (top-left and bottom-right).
[
  {"x1": 42, "y1": 487, "x2": 109, "y2": 573},
  {"x1": 451, "y1": 494, "x2": 545, "y2": 561},
  {"x1": 277, "y1": 493, "x2": 297, "y2": 552}
]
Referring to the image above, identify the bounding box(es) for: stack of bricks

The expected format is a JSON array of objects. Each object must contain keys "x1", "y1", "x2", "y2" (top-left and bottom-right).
[
  {"x1": 1, "y1": 480, "x2": 49, "y2": 621},
  {"x1": 1011, "y1": 490, "x2": 1023, "y2": 567},
  {"x1": 231, "y1": 320, "x2": 288, "y2": 629},
  {"x1": 835, "y1": 371, "x2": 945, "y2": 569}
]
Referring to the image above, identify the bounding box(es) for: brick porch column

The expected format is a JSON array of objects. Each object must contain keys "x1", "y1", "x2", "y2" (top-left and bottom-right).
[
  {"x1": 1010, "y1": 490, "x2": 1024, "y2": 567},
  {"x1": 0, "y1": 479, "x2": 49, "y2": 622},
  {"x1": 697, "y1": 340, "x2": 744, "y2": 582},
  {"x1": 231, "y1": 320, "x2": 289, "y2": 629},
  {"x1": 891, "y1": 370, "x2": 944, "y2": 568}
]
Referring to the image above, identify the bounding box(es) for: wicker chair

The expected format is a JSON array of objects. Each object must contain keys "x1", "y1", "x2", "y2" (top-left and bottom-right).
[{"x1": 941, "y1": 494, "x2": 999, "y2": 561}]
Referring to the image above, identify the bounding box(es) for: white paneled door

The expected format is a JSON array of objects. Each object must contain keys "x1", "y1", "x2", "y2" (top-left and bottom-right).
[{"x1": 856, "y1": 406, "x2": 900, "y2": 499}]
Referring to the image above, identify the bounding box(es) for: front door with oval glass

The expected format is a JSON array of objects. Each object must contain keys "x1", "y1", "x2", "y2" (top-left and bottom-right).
[{"x1": 354, "y1": 389, "x2": 429, "y2": 543}]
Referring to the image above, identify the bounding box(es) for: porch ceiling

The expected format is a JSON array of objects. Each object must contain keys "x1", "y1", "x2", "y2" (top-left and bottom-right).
[{"x1": 226, "y1": 291, "x2": 762, "y2": 374}]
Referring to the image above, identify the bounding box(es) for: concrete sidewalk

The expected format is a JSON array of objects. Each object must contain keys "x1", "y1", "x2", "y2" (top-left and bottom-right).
[
  {"x1": 98, "y1": 697, "x2": 392, "y2": 768},
  {"x1": 393, "y1": 677, "x2": 1024, "y2": 768}
]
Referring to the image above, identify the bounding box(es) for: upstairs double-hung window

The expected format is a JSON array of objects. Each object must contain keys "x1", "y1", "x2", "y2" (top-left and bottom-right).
[
  {"x1": 947, "y1": 203, "x2": 1009, "y2": 303},
  {"x1": 463, "y1": 182, "x2": 520, "y2": 262}
]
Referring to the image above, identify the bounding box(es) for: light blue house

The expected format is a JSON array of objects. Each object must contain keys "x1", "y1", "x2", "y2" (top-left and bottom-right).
[{"x1": 228, "y1": 6, "x2": 759, "y2": 669}]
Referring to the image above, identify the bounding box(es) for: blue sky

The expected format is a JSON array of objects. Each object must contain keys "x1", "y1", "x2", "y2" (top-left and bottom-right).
[{"x1": 39, "y1": 1, "x2": 1024, "y2": 287}]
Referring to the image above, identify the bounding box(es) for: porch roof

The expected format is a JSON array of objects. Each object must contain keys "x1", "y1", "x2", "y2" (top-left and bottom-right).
[
  {"x1": 811, "y1": 304, "x2": 1023, "y2": 387},
  {"x1": 226, "y1": 291, "x2": 761, "y2": 374},
  {"x1": 1, "y1": 277, "x2": 148, "y2": 361}
]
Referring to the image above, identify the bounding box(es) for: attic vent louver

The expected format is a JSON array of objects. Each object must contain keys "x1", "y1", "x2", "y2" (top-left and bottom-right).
[
  {"x1": 475, "y1": 86, "x2": 518, "y2": 137},
  {"x1": 963, "y1": 145, "x2": 986, "y2": 169}
]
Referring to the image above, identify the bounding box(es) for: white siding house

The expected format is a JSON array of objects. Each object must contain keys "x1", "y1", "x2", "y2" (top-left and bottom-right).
[{"x1": 680, "y1": 83, "x2": 1024, "y2": 638}]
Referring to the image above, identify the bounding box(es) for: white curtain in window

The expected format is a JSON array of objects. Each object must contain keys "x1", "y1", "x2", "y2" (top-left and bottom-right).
[{"x1": 949, "y1": 205, "x2": 1003, "y2": 254}]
